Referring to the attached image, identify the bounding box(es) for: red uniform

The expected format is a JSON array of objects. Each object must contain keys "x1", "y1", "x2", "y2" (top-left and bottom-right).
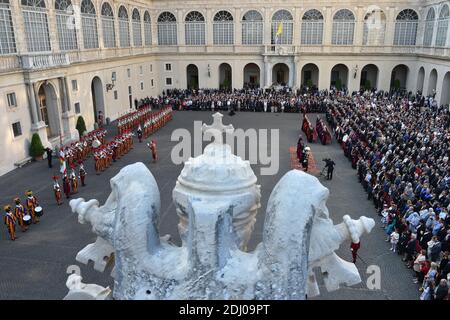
[{"x1": 350, "y1": 242, "x2": 361, "y2": 263}]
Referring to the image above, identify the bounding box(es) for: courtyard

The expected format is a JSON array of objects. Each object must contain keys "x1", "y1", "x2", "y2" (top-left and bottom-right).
[{"x1": 0, "y1": 111, "x2": 418, "y2": 300}]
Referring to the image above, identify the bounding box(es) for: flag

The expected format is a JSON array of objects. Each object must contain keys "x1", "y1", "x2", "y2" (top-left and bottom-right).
[
  {"x1": 59, "y1": 149, "x2": 66, "y2": 175},
  {"x1": 275, "y1": 22, "x2": 283, "y2": 44}
]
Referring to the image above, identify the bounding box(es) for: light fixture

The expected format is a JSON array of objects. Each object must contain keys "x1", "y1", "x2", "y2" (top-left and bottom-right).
[
  {"x1": 207, "y1": 64, "x2": 211, "y2": 77},
  {"x1": 106, "y1": 72, "x2": 116, "y2": 91},
  {"x1": 353, "y1": 65, "x2": 358, "y2": 79}
]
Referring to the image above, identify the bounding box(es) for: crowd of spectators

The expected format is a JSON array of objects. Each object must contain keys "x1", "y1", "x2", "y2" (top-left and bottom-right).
[{"x1": 326, "y1": 90, "x2": 449, "y2": 300}]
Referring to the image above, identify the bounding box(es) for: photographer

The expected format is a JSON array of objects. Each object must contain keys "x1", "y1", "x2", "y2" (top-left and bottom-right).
[{"x1": 323, "y1": 158, "x2": 336, "y2": 180}]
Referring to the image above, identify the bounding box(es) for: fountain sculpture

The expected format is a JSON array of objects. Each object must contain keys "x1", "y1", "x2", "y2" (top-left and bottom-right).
[{"x1": 65, "y1": 113, "x2": 374, "y2": 300}]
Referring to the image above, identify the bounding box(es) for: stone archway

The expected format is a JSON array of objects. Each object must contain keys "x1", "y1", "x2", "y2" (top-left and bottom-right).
[
  {"x1": 186, "y1": 64, "x2": 199, "y2": 89},
  {"x1": 441, "y1": 72, "x2": 450, "y2": 106},
  {"x1": 272, "y1": 63, "x2": 289, "y2": 86},
  {"x1": 91, "y1": 77, "x2": 105, "y2": 125},
  {"x1": 38, "y1": 82, "x2": 60, "y2": 139},
  {"x1": 390, "y1": 64, "x2": 409, "y2": 91},
  {"x1": 417, "y1": 67, "x2": 425, "y2": 93},
  {"x1": 427, "y1": 69, "x2": 438, "y2": 96},
  {"x1": 243, "y1": 63, "x2": 260, "y2": 89},
  {"x1": 301, "y1": 63, "x2": 319, "y2": 88},
  {"x1": 330, "y1": 64, "x2": 349, "y2": 90},
  {"x1": 219, "y1": 63, "x2": 232, "y2": 90},
  {"x1": 360, "y1": 64, "x2": 379, "y2": 90}
]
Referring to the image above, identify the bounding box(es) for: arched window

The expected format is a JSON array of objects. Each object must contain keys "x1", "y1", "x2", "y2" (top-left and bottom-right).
[
  {"x1": 332, "y1": 9, "x2": 355, "y2": 45},
  {"x1": 21, "y1": 0, "x2": 51, "y2": 52},
  {"x1": 423, "y1": 8, "x2": 435, "y2": 46},
  {"x1": 101, "y1": 2, "x2": 116, "y2": 48},
  {"x1": 185, "y1": 11, "x2": 205, "y2": 45},
  {"x1": 132, "y1": 9, "x2": 142, "y2": 47},
  {"x1": 213, "y1": 10, "x2": 234, "y2": 45},
  {"x1": 144, "y1": 11, "x2": 151, "y2": 46},
  {"x1": 118, "y1": 6, "x2": 130, "y2": 47},
  {"x1": 436, "y1": 5, "x2": 449, "y2": 46},
  {"x1": 301, "y1": 9, "x2": 323, "y2": 45},
  {"x1": 363, "y1": 9, "x2": 386, "y2": 45},
  {"x1": 394, "y1": 9, "x2": 418, "y2": 45},
  {"x1": 55, "y1": 0, "x2": 77, "y2": 51},
  {"x1": 0, "y1": 0, "x2": 16, "y2": 54},
  {"x1": 271, "y1": 10, "x2": 293, "y2": 44},
  {"x1": 157, "y1": 11, "x2": 177, "y2": 45},
  {"x1": 242, "y1": 10, "x2": 263, "y2": 45},
  {"x1": 81, "y1": 0, "x2": 98, "y2": 49}
]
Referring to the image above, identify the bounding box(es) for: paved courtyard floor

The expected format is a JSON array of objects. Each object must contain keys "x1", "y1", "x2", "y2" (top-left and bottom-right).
[{"x1": 0, "y1": 111, "x2": 419, "y2": 300}]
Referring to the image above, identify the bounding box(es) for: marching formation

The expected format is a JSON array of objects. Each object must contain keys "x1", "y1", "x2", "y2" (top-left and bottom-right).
[
  {"x1": 3, "y1": 191, "x2": 42, "y2": 241},
  {"x1": 142, "y1": 106, "x2": 173, "y2": 138},
  {"x1": 117, "y1": 105, "x2": 153, "y2": 134},
  {"x1": 60, "y1": 128, "x2": 107, "y2": 169},
  {"x1": 93, "y1": 131, "x2": 134, "y2": 175}
]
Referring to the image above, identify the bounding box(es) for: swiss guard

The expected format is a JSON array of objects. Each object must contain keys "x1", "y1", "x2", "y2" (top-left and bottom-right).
[
  {"x1": 62, "y1": 173, "x2": 71, "y2": 199},
  {"x1": 79, "y1": 162, "x2": 87, "y2": 187},
  {"x1": 69, "y1": 165, "x2": 78, "y2": 194},
  {"x1": 4, "y1": 205, "x2": 17, "y2": 241},
  {"x1": 53, "y1": 176, "x2": 63, "y2": 205},
  {"x1": 25, "y1": 190, "x2": 39, "y2": 224},
  {"x1": 14, "y1": 197, "x2": 28, "y2": 232}
]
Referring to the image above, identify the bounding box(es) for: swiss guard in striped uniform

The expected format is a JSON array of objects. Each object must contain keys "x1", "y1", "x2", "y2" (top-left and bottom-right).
[
  {"x1": 4, "y1": 205, "x2": 17, "y2": 241},
  {"x1": 14, "y1": 198, "x2": 28, "y2": 232},
  {"x1": 25, "y1": 190, "x2": 39, "y2": 224}
]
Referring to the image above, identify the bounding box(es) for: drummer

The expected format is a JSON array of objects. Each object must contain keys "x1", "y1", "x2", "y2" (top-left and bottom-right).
[
  {"x1": 3, "y1": 205, "x2": 17, "y2": 241},
  {"x1": 25, "y1": 190, "x2": 39, "y2": 224},
  {"x1": 13, "y1": 197, "x2": 28, "y2": 232}
]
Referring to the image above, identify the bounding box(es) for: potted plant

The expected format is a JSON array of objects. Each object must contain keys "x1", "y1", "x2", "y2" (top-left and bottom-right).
[
  {"x1": 29, "y1": 133, "x2": 44, "y2": 161},
  {"x1": 76, "y1": 115, "x2": 87, "y2": 139}
]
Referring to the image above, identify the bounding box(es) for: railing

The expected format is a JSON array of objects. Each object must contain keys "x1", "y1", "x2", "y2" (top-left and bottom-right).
[
  {"x1": 0, "y1": 55, "x2": 21, "y2": 72},
  {"x1": 1, "y1": 43, "x2": 449, "y2": 74},
  {"x1": 21, "y1": 53, "x2": 69, "y2": 70}
]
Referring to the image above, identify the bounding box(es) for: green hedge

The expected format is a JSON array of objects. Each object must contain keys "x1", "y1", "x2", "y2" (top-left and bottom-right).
[
  {"x1": 76, "y1": 115, "x2": 87, "y2": 138},
  {"x1": 29, "y1": 133, "x2": 44, "y2": 159}
]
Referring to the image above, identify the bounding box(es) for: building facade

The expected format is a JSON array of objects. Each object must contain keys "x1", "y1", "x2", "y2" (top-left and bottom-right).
[{"x1": 1, "y1": 0, "x2": 450, "y2": 175}]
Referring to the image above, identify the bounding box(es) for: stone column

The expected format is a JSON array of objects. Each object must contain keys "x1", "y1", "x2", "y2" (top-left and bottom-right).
[
  {"x1": 323, "y1": 7, "x2": 333, "y2": 50},
  {"x1": 151, "y1": 11, "x2": 158, "y2": 46},
  {"x1": 293, "y1": 8, "x2": 301, "y2": 48},
  {"x1": 61, "y1": 77, "x2": 78, "y2": 142},
  {"x1": 206, "y1": 9, "x2": 214, "y2": 51},
  {"x1": 29, "y1": 82, "x2": 51, "y2": 148},
  {"x1": 354, "y1": 7, "x2": 364, "y2": 48},
  {"x1": 47, "y1": 6, "x2": 59, "y2": 52},
  {"x1": 264, "y1": 56, "x2": 272, "y2": 87},
  {"x1": 264, "y1": 7, "x2": 272, "y2": 47},
  {"x1": 177, "y1": 9, "x2": 185, "y2": 48},
  {"x1": 9, "y1": 0, "x2": 27, "y2": 54},
  {"x1": 114, "y1": 4, "x2": 122, "y2": 48},
  {"x1": 97, "y1": 6, "x2": 105, "y2": 50},
  {"x1": 235, "y1": 8, "x2": 242, "y2": 47},
  {"x1": 384, "y1": 7, "x2": 395, "y2": 46}
]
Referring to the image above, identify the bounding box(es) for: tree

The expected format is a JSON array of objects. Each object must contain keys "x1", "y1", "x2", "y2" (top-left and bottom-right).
[
  {"x1": 364, "y1": 80, "x2": 372, "y2": 91},
  {"x1": 76, "y1": 116, "x2": 87, "y2": 138},
  {"x1": 29, "y1": 133, "x2": 44, "y2": 159}
]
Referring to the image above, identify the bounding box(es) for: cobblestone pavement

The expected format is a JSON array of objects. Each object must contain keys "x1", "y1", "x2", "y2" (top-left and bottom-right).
[{"x1": 0, "y1": 111, "x2": 419, "y2": 300}]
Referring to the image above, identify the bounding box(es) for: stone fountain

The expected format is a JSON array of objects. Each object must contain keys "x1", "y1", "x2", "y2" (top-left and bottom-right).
[{"x1": 64, "y1": 112, "x2": 374, "y2": 300}]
